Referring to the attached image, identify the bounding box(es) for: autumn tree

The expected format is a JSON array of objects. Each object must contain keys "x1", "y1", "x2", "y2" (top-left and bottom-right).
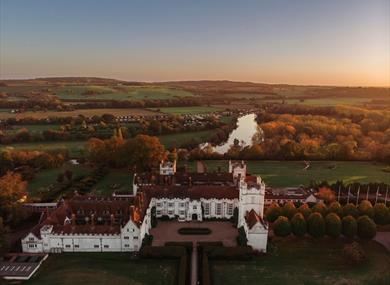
[
  {"x1": 328, "y1": 201, "x2": 342, "y2": 216},
  {"x1": 298, "y1": 203, "x2": 312, "y2": 219},
  {"x1": 342, "y1": 203, "x2": 359, "y2": 218},
  {"x1": 282, "y1": 202, "x2": 298, "y2": 220},
  {"x1": 358, "y1": 200, "x2": 374, "y2": 218},
  {"x1": 317, "y1": 186, "x2": 336, "y2": 203},
  {"x1": 312, "y1": 202, "x2": 327, "y2": 217}
]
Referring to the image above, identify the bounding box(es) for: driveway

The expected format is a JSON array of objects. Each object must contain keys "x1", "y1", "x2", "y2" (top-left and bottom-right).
[{"x1": 150, "y1": 220, "x2": 238, "y2": 246}]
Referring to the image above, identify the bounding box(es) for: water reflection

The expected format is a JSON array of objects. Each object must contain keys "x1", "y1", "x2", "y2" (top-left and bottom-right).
[{"x1": 201, "y1": 113, "x2": 262, "y2": 154}]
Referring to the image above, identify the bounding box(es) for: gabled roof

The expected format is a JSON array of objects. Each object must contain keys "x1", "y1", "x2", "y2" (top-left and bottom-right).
[{"x1": 245, "y1": 209, "x2": 267, "y2": 230}]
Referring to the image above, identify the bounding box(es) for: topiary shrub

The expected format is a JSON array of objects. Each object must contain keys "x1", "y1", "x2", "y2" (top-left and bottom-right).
[
  {"x1": 312, "y1": 202, "x2": 327, "y2": 217},
  {"x1": 358, "y1": 200, "x2": 374, "y2": 218},
  {"x1": 282, "y1": 202, "x2": 297, "y2": 220},
  {"x1": 237, "y1": 226, "x2": 248, "y2": 246},
  {"x1": 265, "y1": 203, "x2": 282, "y2": 222},
  {"x1": 373, "y1": 203, "x2": 390, "y2": 225},
  {"x1": 343, "y1": 203, "x2": 359, "y2": 218},
  {"x1": 328, "y1": 201, "x2": 342, "y2": 217},
  {"x1": 325, "y1": 213, "x2": 341, "y2": 238},
  {"x1": 342, "y1": 215, "x2": 357, "y2": 238},
  {"x1": 357, "y1": 215, "x2": 376, "y2": 239},
  {"x1": 307, "y1": 212, "x2": 325, "y2": 238},
  {"x1": 273, "y1": 216, "x2": 291, "y2": 237},
  {"x1": 291, "y1": 213, "x2": 307, "y2": 237},
  {"x1": 298, "y1": 203, "x2": 312, "y2": 219}
]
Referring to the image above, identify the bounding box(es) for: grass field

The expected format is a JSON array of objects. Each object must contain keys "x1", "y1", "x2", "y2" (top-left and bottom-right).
[
  {"x1": 24, "y1": 253, "x2": 177, "y2": 285},
  {"x1": 158, "y1": 130, "x2": 214, "y2": 148},
  {"x1": 150, "y1": 106, "x2": 222, "y2": 115},
  {"x1": 211, "y1": 239, "x2": 390, "y2": 285},
  {"x1": 180, "y1": 160, "x2": 390, "y2": 187},
  {"x1": 0, "y1": 108, "x2": 158, "y2": 119},
  {"x1": 1, "y1": 141, "x2": 87, "y2": 157},
  {"x1": 27, "y1": 163, "x2": 90, "y2": 197},
  {"x1": 92, "y1": 169, "x2": 133, "y2": 196},
  {"x1": 6, "y1": 124, "x2": 62, "y2": 134}
]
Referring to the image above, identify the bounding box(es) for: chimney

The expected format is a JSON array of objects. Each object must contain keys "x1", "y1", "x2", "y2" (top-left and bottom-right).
[
  {"x1": 91, "y1": 213, "x2": 95, "y2": 228},
  {"x1": 189, "y1": 176, "x2": 192, "y2": 187},
  {"x1": 110, "y1": 214, "x2": 115, "y2": 226},
  {"x1": 71, "y1": 213, "x2": 76, "y2": 227}
]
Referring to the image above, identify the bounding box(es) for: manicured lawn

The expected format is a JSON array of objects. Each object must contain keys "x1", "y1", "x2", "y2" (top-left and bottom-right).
[
  {"x1": 211, "y1": 239, "x2": 390, "y2": 285},
  {"x1": 24, "y1": 253, "x2": 177, "y2": 285},
  {"x1": 158, "y1": 130, "x2": 214, "y2": 148},
  {"x1": 27, "y1": 163, "x2": 90, "y2": 197},
  {"x1": 180, "y1": 160, "x2": 390, "y2": 187},
  {"x1": 151, "y1": 106, "x2": 222, "y2": 115},
  {"x1": 92, "y1": 169, "x2": 133, "y2": 196}
]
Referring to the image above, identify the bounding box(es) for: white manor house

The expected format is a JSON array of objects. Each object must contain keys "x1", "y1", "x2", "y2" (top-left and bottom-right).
[{"x1": 22, "y1": 160, "x2": 268, "y2": 253}]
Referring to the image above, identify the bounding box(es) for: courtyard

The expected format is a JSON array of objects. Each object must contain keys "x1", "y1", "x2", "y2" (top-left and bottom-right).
[{"x1": 150, "y1": 221, "x2": 238, "y2": 246}]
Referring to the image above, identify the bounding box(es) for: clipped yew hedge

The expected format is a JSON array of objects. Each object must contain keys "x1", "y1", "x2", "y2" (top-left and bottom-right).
[{"x1": 178, "y1": 227, "x2": 211, "y2": 235}]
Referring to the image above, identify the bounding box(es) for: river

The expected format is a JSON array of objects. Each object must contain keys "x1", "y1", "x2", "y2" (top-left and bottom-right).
[{"x1": 201, "y1": 113, "x2": 263, "y2": 154}]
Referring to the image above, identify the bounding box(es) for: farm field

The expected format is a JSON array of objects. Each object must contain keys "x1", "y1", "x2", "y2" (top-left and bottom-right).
[
  {"x1": 6, "y1": 124, "x2": 62, "y2": 134},
  {"x1": 211, "y1": 239, "x2": 390, "y2": 285},
  {"x1": 0, "y1": 108, "x2": 159, "y2": 119},
  {"x1": 180, "y1": 160, "x2": 390, "y2": 187},
  {"x1": 150, "y1": 106, "x2": 222, "y2": 115},
  {"x1": 24, "y1": 253, "x2": 177, "y2": 285},
  {"x1": 1, "y1": 141, "x2": 87, "y2": 157}
]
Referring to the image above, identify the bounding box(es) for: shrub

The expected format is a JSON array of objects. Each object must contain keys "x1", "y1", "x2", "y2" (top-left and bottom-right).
[
  {"x1": 373, "y1": 203, "x2": 389, "y2": 225},
  {"x1": 328, "y1": 201, "x2": 342, "y2": 216},
  {"x1": 312, "y1": 202, "x2": 327, "y2": 217},
  {"x1": 357, "y1": 215, "x2": 376, "y2": 239},
  {"x1": 342, "y1": 215, "x2": 357, "y2": 238},
  {"x1": 358, "y1": 200, "x2": 374, "y2": 218},
  {"x1": 237, "y1": 226, "x2": 247, "y2": 246},
  {"x1": 291, "y1": 213, "x2": 307, "y2": 237},
  {"x1": 265, "y1": 203, "x2": 282, "y2": 222},
  {"x1": 325, "y1": 213, "x2": 341, "y2": 238},
  {"x1": 343, "y1": 242, "x2": 366, "y2": 265},
  {"x1": 141, "y1": 234, "x2": 154, "y2": 247},
  {"x1": 178, "y1": 228, "x2": 211, "y2": 235},
  {"x1": 298, "y1": 203, "x2": 312, "y2": 219},
  {"x1": 307, "y1": 212, "x2": 325, "y2": 238},
  {"x1": 343, "y1": 203, "x2": 359, "y2": 218},
  {"x1": 273, "y1": 216, "x2": 291, "y2": 237},
  {"x1": 282, "y1": 202, "x2": 297, "y2": 220}
]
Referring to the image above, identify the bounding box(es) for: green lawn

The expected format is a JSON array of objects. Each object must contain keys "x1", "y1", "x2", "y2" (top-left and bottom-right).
[
  {"x1": 24, "y1": 253, "x2": 177, "y2": 285},
  {"x1": 127, "y1": 87, "x2": 193, "y2": 100},
  {"x1": 180, "y1": 160, "x2": 390, "y2": 187},
  {"x1": 151, "y1": 106, "x2": 222, "y2": 115},
  {"x1": 27, "y1": 163, "x2": 89, "y2": 197},
  {"x1": 92, "y1": 169, "x2": 133, "y2": 196},
  {"x1": 158, "y1": 130, "x2": 214, "y2": 148},
  {"x1": 211, "y1": 239, "x2": 390, "y2": 285}
]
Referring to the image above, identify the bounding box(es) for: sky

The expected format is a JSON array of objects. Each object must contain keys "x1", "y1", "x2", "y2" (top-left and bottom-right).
[{"x1": 0, "y1": 0, "x2": 389, "y2": 86}]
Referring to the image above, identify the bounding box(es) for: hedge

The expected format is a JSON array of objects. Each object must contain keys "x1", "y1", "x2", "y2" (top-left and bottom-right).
[{"x1": 178, "y1": 227, "x2": 211, "y2": 235}]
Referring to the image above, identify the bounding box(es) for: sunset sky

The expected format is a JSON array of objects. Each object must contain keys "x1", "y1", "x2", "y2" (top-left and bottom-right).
[{"x1": 0, "y1": 0, "x2": 389, "y2": 86}]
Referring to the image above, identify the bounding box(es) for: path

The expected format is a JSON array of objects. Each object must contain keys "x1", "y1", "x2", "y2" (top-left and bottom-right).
[
  {"x1": 374, "y1": 232, "x2": 390, "y2": 252},
  {"x1": 191, "y1": 243, "x2": 198, "y2": 285}
]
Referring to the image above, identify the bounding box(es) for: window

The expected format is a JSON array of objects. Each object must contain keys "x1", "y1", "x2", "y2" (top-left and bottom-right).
[
  {"x1": 216, "y1": 203, "x2": 222, "y2": 215},
  {"x1": 193, "y1": 205, "x2": 197, "y2": 210},
  {"x1": 179, "y1": 202, "x2": 185, "y2": 208},
  {"x1": 75, "y1": 245, "x2": 79, "y2": 248},
  {"x1": 156, "y1": 202, "x2": 162, "y2": 207},
  {"x1": 204, "y1": 203, "x2": 210, "y2": 215},
  {"x1": 168, "y1": 202, "x2": 174, "y2": 208},
  {"x1": 104, "y1": 245, "x2": 109, "y2": 248},
  {"x1": 124, "y1": 244, "x2": 130, "y2": 248},
  {"x1": 179, "y1": 210, "x2": 185, "y2": 216},
  {"x1": 156, "y1": 210, "x2": 162, "y2": 216},
  {"x1": 65, "y1": 245, "x2": 71, "y2": 248},
  {"x1": 227, "y1": 204, "x2": 233, "y2": 215},
  {"x1": 29, "y1": 237, "x2": 34, "y2": 241},
  {"x1": 168, "y1": 210, "x2": 174, "y2": 215},
  {"x1": 94, "y1": 245, "x2": 99, "y2": 248},
  {"x1": 124, "y1": 236, "x2": 129, "y2": 240},
  {"x1": 133, "y1": 236, "x2": 138, "y2": 240}
]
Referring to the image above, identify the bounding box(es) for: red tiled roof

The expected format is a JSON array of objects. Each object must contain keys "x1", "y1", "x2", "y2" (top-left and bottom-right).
[
  {"x1": 140, "y1": 185, "x2": 239, "y2": 200},
  {"x1": 245, "y1": 209, "x2": 267, "y2": 229}
]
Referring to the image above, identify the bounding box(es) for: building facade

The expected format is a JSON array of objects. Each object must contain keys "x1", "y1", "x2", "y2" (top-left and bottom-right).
[{"x1": 22, "y1": 160, "x2": 268, "y2": 253}]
